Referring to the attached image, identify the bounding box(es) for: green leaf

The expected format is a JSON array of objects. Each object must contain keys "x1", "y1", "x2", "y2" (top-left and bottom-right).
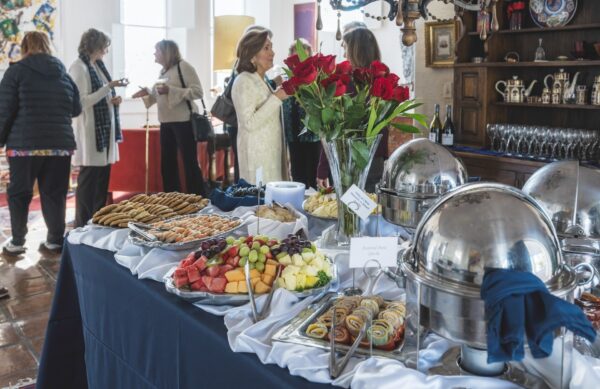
[
  {"x1": 351, "y1": 140, "x2": 370, "y2": 170},
  {"x1": 325, "y1": 82, "x2": 336, "y2": 100},
  {"x1": 283, "y1": 68, "x2": 293, "y2": 78},
  {"x1": 321, "y1": 108, "x2": 335, "y2": 125},
  {"x1": 306, "y1": 114, "x2": 322, "y2": 133},
  {"x1": 402, "y1": 113, "x2": 429, "y2": 128},
  {"x1": 296, "y1": 39, "x2": 308, "y2": 61},
  {"x1": 366, "y1": 101, "x2": 378, "y2": 138},
  {"x1": 390, "y1": 122, "x2": 422, "y2": 134}
]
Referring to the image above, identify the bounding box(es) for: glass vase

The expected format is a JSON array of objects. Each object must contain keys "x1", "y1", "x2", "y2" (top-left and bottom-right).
[{"x1": 321, "y1": 134, "x2": 382, "y2": 246}]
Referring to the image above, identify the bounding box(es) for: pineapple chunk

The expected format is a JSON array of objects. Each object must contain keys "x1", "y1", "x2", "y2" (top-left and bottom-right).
[
  {"x1": 292, "y1": 253, "x2": 304, "y2": 267},
  {"x1": 311, "y1": 256, "x2": 324, "y2": 271},
  {"x1": 254, "y1": 280, "x2": 271, "y2": 294},
  {"x1": 262, "y1": 273, "x2": 274, "y2": 286},
  {"x1": 296, "y1": 273, "x2": 307, "y2": 290},
  {"x1": 283, "y1": 273, "x2": 297, "y2": 291},
  {"x1": 282, "y1": 265, "x2": 299, "y2": 278},
  {"x1": 225, "y1": 282, "x2": 238, "y2": 294},
  {"x1": 225, "y1": 268, "x2": 245, "y2": 282},
  {"x1": 306, "y1": 275, "x2": 318, "y2": 288},
  {"x1": 301, "y1": 265, "x2": 318, "y2": 277}
]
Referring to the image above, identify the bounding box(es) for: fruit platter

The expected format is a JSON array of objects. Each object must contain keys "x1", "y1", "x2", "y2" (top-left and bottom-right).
[
  {"x1": 128, "y1": 214, "x2": 245, "y2": 251},
  {"x1": 272, "y1": 293, "x2": 407, "y2": 361},
  {"x1": 164, "y1": 234, "x2": 336, "y2": 304},
  {"x1": 303, "y1": 188, "x2": 379, "y2": 220}
]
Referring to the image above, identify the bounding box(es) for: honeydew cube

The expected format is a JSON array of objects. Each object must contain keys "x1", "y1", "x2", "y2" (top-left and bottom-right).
[
  {"x1": 302, "y1": 265, "x2": 318, "y2": 277},
  {"x1": 283, "y1": 274, "x2": 297, "y2": 291},
  {"x1": 277, "y1": 278, "x2": 286, "y2": 289},
  {"x1": 278, "y1": 254, "x2": 292, "y2": 265},
  {"x1": 311, "y1": 256, "x2": 324, "y2": 271},
  {"x1": 282, "y1": 265, "x2": 300, "y2": 278},
  {"x1": 296, "y1": 273, "x2": 306, "y2": 290},
  {"x1": 301, "y1": 252, "x2": 315, "y2": 263},
  {"x1": 316, "y1": 252, "x2": 325, "y2": 261},
  {"x1": 323, "y1": 260, "x2": 332, "y2": 277},
  {"x1": 292, "y1": 254, "x2": 304, "y2": 267}
]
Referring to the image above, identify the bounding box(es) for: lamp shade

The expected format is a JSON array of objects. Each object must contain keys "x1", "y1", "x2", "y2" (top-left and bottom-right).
[{"x1": 213, "y1": 15, "x2": 255, "y2": 71}]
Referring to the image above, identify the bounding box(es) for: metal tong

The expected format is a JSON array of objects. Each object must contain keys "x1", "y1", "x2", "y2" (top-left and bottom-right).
[
  {"x1": 245, "y1": 260, "x2": 282, "y2": 323},
  {"x1": 329, "y1": 306, "x2": 368, "y2": 379},
  {"x1": 127, "y1": 221, "x2": 160, "y2": 242}
]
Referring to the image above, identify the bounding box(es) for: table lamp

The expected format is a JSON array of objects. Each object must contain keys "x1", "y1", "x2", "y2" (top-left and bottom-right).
[{"x1": 214, "y1": 15, "x2": 256, "y2": 72}]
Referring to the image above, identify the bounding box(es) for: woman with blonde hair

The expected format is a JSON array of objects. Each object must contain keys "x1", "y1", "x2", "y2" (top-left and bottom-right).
[
  {"x1": 0, "y1": 31, "x2": 81, "y2": 258},
  {"x1": 132, "y1": 40, "x2": 207, "y2": 196},
  {"x1": 69, "y1": 28, "x2": 127, "y2": 227},
  {"x1": 231, "y1": 29, "x2": 289, "y2": 184}
]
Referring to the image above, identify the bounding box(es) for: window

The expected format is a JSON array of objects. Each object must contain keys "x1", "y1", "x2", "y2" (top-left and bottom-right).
[{"x1": 119, "y1": 0, "x2": 167, "y2": 96}]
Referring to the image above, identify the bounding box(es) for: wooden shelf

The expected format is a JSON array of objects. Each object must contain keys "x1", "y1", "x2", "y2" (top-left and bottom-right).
[
  {"x1": 493, "y1": 102, "x2": 600, "y2": 110},
  {"x1": 467, "y1": 23, "x2": 600, "y2": 36},
  {"x1": 454, "y1": 60, "x2": 600, "y2": 68}
]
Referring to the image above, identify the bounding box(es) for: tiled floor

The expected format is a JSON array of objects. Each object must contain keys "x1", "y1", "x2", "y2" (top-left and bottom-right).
[{"x1": 0, "y1": 207, "x2": 71, "y2": 388}]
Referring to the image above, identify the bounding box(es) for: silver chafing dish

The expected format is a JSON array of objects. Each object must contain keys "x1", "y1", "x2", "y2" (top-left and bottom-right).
[
  {"x1": 378, "y1": 138, "x2": 468, "y2": 229},
  {"x1": 522, "y1": 161, "x2": 600, "y2": 294},
  {"x1": 400, "y1": 182, "x2": 578, "y2": 350}
]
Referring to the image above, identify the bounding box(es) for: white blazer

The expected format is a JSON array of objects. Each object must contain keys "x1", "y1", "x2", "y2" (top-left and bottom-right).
[{"x1": 69, "y1": 58, "x2": 119, "y2": 167}]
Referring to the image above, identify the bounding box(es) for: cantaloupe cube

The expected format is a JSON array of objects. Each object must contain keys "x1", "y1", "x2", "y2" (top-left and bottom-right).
[
  {"x1": 237, "y1": 280, "x2": 248, "y2": 293},
  {"x1": 262, "y1": 273, "x2": 274, "y2": 286},
  {"x1": 225, "y1": 282, "x2": 238, "y2": 294},
  {"x1": 264, "y1": 263, "x2": 277, "y2": 277},
  {"x1": 251, "y1": 277, "x2": 261, "y2": 287},
  {"x1": 225, "y1": 268, "x2": 245, "y2": 282},
  {"x1": 254, "y1": 281, "x2": 271, "y2": 294},
  {"x1": 266, "y1": 259, "x2": 278, "y2": 266},
  {"x1": 243, "y1": 268, "x2": 261, "y2": 279}
]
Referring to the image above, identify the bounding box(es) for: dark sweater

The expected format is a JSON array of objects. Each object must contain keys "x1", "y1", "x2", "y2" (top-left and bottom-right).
[{"x1": 0, "y1": 53, "x2": 82, "y2": 150}]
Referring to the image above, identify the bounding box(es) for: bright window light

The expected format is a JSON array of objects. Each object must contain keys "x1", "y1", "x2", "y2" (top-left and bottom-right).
[
  {"x1": 122, "y1": 0, "x2": 166, "y2": 26},
  {"x1": 214, "y1": 0, "x2": 245, "y2": 16}
]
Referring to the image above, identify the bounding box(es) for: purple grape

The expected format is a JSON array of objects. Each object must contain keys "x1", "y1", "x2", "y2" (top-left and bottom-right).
[
  {"x1": 194, "y1": 251, "x2": 203, "y2": 259},
  {"x1": 219, "y1": 241, "x2": 227, "y2": 250}
]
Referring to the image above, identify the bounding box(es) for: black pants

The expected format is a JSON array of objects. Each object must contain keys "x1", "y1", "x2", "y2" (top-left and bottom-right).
[
  {"x1": 7, "y1": 156, "x2": 71, "y2": 246},
  {"x1": 289, "y1": 142, "x2": 320, "y2": 189},
  {"x1": 160, "y1": 121, "x2": 207, "y2": 196},
  {"x1": 75, "y1": 165, "x2": 111, "y2": 228},
  {"x1": 225, "y1": 124, "x2": 240, "y2": 183}
]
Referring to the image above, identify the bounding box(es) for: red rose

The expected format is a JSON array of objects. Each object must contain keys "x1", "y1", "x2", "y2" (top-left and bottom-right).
[
  {"x1": 314, "y1": 54, "x2": 336, "y2": 75},
  {"x1": 282, "y1": 78, "x2": 298, "y2": 95},
  {"x1": 370, "y1": 61, "x2": 389, "y2": 78},
  {"x1": 392, "y1": 85, "x2": 410, "y2": 102},
  {"x1": 294, "y1": 58, "x2": 318, "y2": 85},
  {"x1": 284, "y1": 54, "x2": 301, "y2": 72},
  {"x1": 352, "y1": 67, "x2": 371, "y2": 85},
  {"x1": 371, "y1": 77, "x2": 395, "y2": 100},
  {"x1": 335, "y1": 60, "x2": 352, "y2": 75},
  {"x1": 321, "y1": 74, "x2": 349, "y2": 97},
  {"x1": 386, "y1": 73, "x2": 400, "y2": 86}
]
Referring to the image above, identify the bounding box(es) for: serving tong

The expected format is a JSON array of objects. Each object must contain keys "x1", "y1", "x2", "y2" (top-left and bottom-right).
[
  {"x1": 127, "y1": 221, "x2": 168, "y2": 242},
  {"x1": 245, "y1": 260, "x2": 283, "y2": 323}
]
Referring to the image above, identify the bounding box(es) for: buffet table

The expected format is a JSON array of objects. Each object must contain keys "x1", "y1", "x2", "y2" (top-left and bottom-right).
[{"x1": 37, "y1": 241, "x2": 330, "y2": 389}]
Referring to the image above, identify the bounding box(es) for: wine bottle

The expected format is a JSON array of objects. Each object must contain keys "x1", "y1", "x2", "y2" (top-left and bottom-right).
[
  {"x1": 442, "y1": 104, "x2": 455, "y2": 147},
  {"x1": 429, "y1": 104, "x2": 442, "y2": 143}
]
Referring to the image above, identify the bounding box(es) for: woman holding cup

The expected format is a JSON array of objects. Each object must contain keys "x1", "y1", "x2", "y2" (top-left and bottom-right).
[
  {"x1": 132, "y1": 40, "x2": 208, "y2": 196},
  {"x1": 69, "y1": 28, "x2": 127, "y2": 227}
]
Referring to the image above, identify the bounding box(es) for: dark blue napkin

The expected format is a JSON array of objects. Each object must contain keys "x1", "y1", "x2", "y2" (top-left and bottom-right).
[
  {"x1": 481, "y1": 269, "x2": 596, "y2": 363},
  {"x1": 209, "y1": 179, "x2": 264, "y2": 212}
]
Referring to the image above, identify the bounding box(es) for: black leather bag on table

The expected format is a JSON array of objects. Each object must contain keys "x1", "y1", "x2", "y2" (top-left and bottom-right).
[
  {"x1": 210, "y1": 72, "x2": 237, "y2": 127},
  {"x1": 176, "y1": 62, "x2": 214, "y2": 142}
]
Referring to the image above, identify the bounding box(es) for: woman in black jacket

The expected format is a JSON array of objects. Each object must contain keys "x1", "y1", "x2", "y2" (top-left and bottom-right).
[{"x1": 0, "y1": 31, "x2": 82, "y2": 257}]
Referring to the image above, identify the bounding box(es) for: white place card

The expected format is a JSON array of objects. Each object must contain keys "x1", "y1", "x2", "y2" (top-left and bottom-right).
[
  {"x1": 340, "y1": 184, "x2": 377, "y2": 221},
  {"x1": 349, "y1": 237, "x2": 398, "y2": 269}
]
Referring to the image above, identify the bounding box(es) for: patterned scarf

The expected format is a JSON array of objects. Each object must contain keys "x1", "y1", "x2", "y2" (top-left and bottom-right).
[{"x1": 79, "y1": 54, "x2": 122, "y2": 152}]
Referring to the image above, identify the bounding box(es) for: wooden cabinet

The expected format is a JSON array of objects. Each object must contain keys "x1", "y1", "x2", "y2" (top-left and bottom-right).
[{"x1": 452, "y1": 0, "x2": 600, "y2": 186}]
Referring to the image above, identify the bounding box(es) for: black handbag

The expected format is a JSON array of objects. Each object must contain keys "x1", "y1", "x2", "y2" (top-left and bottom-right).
[
  {"x1": 176, "y1": 62, "x2": 214, "y2": 142},
  {"x1": 210, "y1": 72, "x2": 238, "y2": 127}
]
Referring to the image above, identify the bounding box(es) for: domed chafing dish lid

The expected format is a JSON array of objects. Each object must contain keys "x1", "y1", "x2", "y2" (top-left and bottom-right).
[
  {"x1": 379, "y1": 138, "x2": 468, "y2": 197},
  {"x1": 402, "y1": 183, "x2": 575, "y2": 296},
  {"x1": 522, "y1": 161, "x2": 600, "y2": 240}
]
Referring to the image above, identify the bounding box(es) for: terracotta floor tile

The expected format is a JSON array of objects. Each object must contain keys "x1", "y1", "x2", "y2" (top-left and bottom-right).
[
  {"x1": 16, "y1": 313, "x2": 49, "y2": 339},
  {"x1": 30, "y1": 337, "x2": 45, "y2": 358},
  {"x1": 38, "y1": 258, "x2": 61, "y2": 279},
  {"x1": 0, "y1": 322, "x2": 19, "y2": 347},
  {"x1": 0, "y1": 344, "x2": 36, "y2": 377},
  {"x1": 12, "y1": 276, "x2": 53, "y2": 298},
  {"x1": 0, "y1": 369, "x2": 38, "y2": 389},
  {"x1": 4, "y1": 292, "x2": 53, "y2": 320}
]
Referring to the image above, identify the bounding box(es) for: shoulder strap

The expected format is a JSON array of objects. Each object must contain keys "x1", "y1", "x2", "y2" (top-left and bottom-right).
[{"x1": 176, "y1": 61, "x2": 207, "y2": 114}]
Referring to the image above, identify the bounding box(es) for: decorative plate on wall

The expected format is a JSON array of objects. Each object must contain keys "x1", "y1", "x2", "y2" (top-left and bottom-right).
[{"x1": 529, "y1": 0, "x2": 578, "y2": 28}]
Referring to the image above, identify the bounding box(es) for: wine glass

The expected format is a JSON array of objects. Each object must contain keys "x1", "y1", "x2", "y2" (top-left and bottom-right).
[{"x1": 486, "y1": 123, "x2": 498, "y2": 151}]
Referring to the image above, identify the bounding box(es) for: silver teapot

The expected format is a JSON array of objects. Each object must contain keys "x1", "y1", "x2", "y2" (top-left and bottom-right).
[
  {"x1": 495, "y1": 76, "x2": 537, "y2": 103},
  {"x1": 592, "y1": 75, "x2": 600, "y2": 106}
]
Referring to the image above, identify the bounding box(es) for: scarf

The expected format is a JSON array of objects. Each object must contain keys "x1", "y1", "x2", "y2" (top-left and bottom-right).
[{"x1": 79, "y1": 54, "x2": 122, "y2": 152}]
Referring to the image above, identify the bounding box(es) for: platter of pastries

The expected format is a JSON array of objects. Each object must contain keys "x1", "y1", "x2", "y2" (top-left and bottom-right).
[
  {"x1": 91, "y1": 192, "x2": 210, "y2": 228},
  {"x1": 164, "y1": 234, "x2": 335, "y2": 304},
  {"x1": 272, "y1": 293, "x2": 406, "y2": 360},
  {"x1": 303, "y1": 188, "x2": 378, "y2": 220},
  {"x1": 255, "y1": 204, "x2": 298, "y2": 223},
  {"x1": 128, "y1": 214, "x2": 243, "y2": 250}
]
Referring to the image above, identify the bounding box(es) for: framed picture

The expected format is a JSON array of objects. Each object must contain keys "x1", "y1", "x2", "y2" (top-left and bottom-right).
[
  {"x1": 294, "y1": 2, "x2": 317, "y2": 50},
  {"x1": 425, "y1": 20, "x2": 458, "y2": 68}
]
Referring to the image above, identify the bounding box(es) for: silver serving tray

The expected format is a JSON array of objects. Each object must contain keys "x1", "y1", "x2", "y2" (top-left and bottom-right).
[
  {"x1": 272, "y1": 292, "x2": 406, "y2": 361},
  {"x1": 163, "y1": 259, "x2": 338, "y2": 305},
  {"x1": 127, "y1": 214, "x2": 246, "y2": 251},
  {"x1": 302, "y1": 199, "x2": 337, "y2": 221}
]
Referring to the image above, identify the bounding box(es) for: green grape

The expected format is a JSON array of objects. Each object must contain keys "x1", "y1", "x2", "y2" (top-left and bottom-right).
[{"x1": 255, "y1": 262, "x2": 265, "y2": 272}]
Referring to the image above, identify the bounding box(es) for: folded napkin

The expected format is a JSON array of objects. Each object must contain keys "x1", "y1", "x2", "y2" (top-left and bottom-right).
[
  {"x1": 481, "y1": 269, "x2": 596, "y2": 363},
  {"x1": 210, "y1": 179, "x2": 264, "y2": 212}
]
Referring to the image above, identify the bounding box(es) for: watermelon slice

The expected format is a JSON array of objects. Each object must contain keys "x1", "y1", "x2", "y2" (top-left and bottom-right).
[
  {"x1": 202, "y1": 276, "x2": 213, "y2": 289},
  {"x1": 186, "y1": 266, "x2": 201, "y2": 283},
  {"x1": 190, "y1": 278, "x2": 206, "y2": 291},
  {"x1": 173, "y1": 274, "x2": 189, "y2": 288},
  {"x1": 174, "y1": 268, "x2": 187, "y2": 278},
  {"x1": 193, "y1": 256, "x2": 207, "y2": 271},
  {"x1": 206, "y1": 265, "x2": 221, "y2": 278},
  {"x1": 219, "y1": 264, "x2": 234, "y2": 276},
  {"x1": 208, "y1": 277, "x2": 227, "y2": 293}
]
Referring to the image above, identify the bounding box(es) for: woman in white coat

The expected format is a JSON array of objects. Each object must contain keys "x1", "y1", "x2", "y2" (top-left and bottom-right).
[
  {"x1": 232, "y1": 29, "x2": 289, "y2": 184},
  {"x1": 69, "y1": 28, "x2": 126, "y2": 227}
]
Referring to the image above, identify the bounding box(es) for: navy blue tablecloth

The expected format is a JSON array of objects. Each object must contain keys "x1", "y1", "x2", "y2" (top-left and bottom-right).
[{"x1": 37, "y1": 242, "x2": 330, "y2": 389}]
